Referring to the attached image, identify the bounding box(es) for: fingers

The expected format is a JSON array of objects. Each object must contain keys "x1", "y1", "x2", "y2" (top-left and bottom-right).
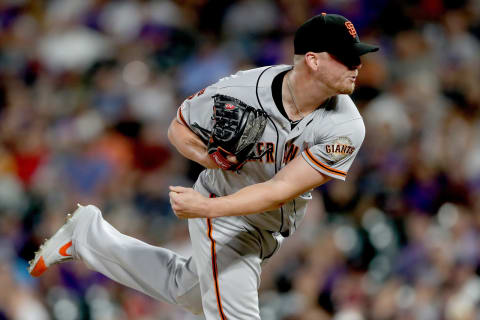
[
  {"x1": 169, "y1": 189, "x2": 179, "y2": 203},
  {"x1": 169, "y1": 186, "x2": 191, "y2": 216},
  {"x1": 168, "y1": 187, "x2": 206, "y2": 219},
  {"x1": 169, "y1": 192, "x2": 185, "y2": 219},
  {"x1": 169, "y1": 191, "x2": 181, "y2": 207},
  {"x1": 169, "y1": 189, "x2": 193, "y2": 219},
  {"x1": 169, "y1": 186, "x2": 190, "y2": 193}
]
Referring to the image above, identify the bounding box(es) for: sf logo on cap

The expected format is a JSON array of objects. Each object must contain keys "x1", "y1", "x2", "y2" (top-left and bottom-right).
[{"x1": 345, "y1": 21, "x2": 357, "y2": 38}]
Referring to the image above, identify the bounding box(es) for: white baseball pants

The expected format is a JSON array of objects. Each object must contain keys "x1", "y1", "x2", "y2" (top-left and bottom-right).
[{"x1": 71, "y1": 205, "x2": 282, "y2": 319}]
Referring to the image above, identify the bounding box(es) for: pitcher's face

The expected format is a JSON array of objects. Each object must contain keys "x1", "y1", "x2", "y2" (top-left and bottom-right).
[{"x1": 314, "y1": 52, "x2": 362, "y2": 95}]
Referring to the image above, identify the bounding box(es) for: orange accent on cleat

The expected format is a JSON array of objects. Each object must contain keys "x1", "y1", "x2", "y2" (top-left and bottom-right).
[
  {"x1": 59, "y1": 241, "x2": 72, "y2": 257},
  {"x1": 30, "y1": 256, "x2": 47, "y2": 277}
]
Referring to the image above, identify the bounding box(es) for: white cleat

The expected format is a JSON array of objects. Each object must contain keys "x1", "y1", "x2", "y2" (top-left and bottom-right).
[{"x1": 28, "y1": 204, "x2": 94, "y2": 277}]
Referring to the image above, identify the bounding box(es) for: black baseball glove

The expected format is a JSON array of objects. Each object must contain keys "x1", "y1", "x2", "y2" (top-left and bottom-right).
[{"x1": 206, "y1": 94, "x2": 268, "y2": 171}]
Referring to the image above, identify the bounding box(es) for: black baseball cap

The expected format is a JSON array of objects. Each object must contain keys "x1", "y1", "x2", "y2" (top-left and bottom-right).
[{"x1": 294, "y1": 13, "x2": 379, "y2": 68}]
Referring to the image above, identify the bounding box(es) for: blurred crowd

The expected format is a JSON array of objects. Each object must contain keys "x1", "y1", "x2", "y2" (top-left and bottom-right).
[{"x1": 0, "y1": 0, "x2": 480, "y2": 319}]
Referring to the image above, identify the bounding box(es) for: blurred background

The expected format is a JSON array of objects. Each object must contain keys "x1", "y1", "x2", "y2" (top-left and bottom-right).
[{"x1": 1, "y1": 0, "x2": 480, "y2": 319}]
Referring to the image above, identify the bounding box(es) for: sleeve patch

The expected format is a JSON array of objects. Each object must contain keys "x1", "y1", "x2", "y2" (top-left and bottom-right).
[{"x1": 324, "y1": 136, "x2": 355, "y2": 162}]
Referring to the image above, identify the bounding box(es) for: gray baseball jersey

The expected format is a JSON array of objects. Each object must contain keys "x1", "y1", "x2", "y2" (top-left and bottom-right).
[{"x1": 178, "y1": 65, "x2": 365, "y2": 236}]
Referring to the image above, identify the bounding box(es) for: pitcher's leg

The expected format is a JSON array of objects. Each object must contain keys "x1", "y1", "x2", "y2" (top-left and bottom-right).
[
  {"x1": 43, "y1": 205, "x2": 203, "y2": 314},
  {"x1": 189, "y1": 218, "x2": 262, "y2": 320}
]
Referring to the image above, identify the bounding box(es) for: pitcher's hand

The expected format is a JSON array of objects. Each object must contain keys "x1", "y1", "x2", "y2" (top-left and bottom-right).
[{"x1": 169, "y1": 186, "x2": 211, "y2": 219}]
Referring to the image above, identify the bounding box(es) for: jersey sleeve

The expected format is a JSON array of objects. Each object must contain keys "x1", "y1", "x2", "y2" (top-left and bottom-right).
[
  {"x1": 176, "y1": 85, "x2": 217, "y2": 143},
  {"x1": 302, "y1": 118, "x2": 365, "y2": 181}
]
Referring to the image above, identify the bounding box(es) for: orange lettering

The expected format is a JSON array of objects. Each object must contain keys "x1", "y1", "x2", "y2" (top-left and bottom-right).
[
  {"x1": 256, "y1": 142, "x2": 265, "y2": 162},
  {"x1": 266, "y1": 143, "x2": 275, "y2": 163},
  {"x1": 283, "y1": 144, "x2": 299, "y2": 164},
  {"x1": 345, "y1": 21, "x2": 357, "y2": 38}
]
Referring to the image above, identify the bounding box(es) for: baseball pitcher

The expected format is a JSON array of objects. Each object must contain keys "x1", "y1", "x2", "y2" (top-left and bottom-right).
[{"x1": 28, "y1": 13, "x2": 378, "y2": 319}]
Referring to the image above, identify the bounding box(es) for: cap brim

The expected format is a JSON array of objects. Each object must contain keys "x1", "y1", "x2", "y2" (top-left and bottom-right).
[{"x1": 353, "y1": 42, "x2": 379, "y2": 56}]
